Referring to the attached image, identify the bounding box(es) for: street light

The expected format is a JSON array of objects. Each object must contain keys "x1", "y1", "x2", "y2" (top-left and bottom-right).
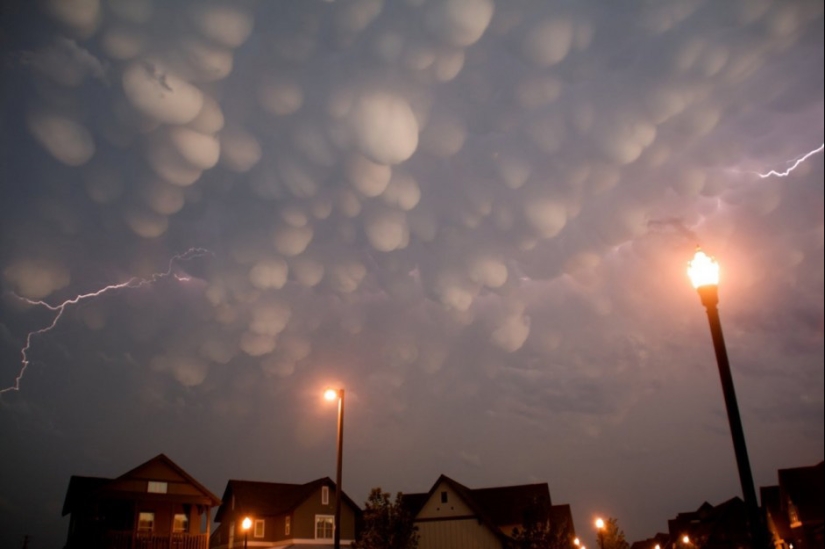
[
  {"x1": 325, "y1": 388, "x2": 345, "y2": 549},
  {"x1": 595, "y1": 518, "x2": 606, "y2": 549},
  {"x1": 687, "y1": 248, "x2": 768, "y2": 549},
  {"x1": 241, "y1": 517, "x2": 252, "y2": 549}
]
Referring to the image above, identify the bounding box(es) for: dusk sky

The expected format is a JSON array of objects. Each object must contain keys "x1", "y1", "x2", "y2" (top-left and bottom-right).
[{"x1": 0, "y1": 1, "x2": 823, "y2": 548}]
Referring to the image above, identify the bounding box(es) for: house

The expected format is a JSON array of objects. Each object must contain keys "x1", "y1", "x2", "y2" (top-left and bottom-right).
[
  {"x1": 62, "y1": 453, "x2": 221, "y2": 549},
  {"x1": 664, "y1": 497, "x2": 750, "y2": 549},
  {"x1": 402, "y1": 474, "x2": 577, "y2": 549},
  {"x1": 762, "y1": 461, "x2": 824, "y2": 549},
  {"x1": 762, "y1": 485, "x2": 793, "y2": 549},
  {"x1": 210, "y1": 478, "x2": 360, "y2": 549}
]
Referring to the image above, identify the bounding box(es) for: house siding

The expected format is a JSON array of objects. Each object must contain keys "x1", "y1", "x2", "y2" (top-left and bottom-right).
[
  {"x1": 294, "y1": 486, "x2": 357, "y2": 542},
  {"x1": 417, "y1": 518, "x2": 503, "y2": 549},
  {"x1": 414, "y1": 481, "x2": 504, "y2": 549}
]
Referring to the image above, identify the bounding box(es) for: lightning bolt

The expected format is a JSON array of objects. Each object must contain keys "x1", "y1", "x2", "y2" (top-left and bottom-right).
[
  {"x1": 1, "y1": 248, "x2": 213, "y2": 394},
  {"x1": 755, "y1": 143, "x2": 824, "y2": 178}
]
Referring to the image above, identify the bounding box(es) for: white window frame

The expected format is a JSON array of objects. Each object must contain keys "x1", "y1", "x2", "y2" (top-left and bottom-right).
[
  {"x1": 148, "y1": 481, "x2": 168, "y2": 494},
  {"x1": 285, "y1": 516, "x2": 291, "y2": 536},
  {"x1": 315, "y1": 515, "x2": 334, "y2": 540},
  {"x1": 138, "y1": 512, "x2": 155, "y2": 532},
  {"x1": 254, "y1": 519, "x2": 265, "y2": 538},
  {"x1": 322, "y1": 486, "x2": 330, "y2": 505}
]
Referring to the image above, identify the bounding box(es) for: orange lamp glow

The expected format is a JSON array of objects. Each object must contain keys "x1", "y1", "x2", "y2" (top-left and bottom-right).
[
  {"x1": 324, "y1": 388, "x2": 339, "y2": 401},
  {"x1": 242, "y1": 517, "x2": 252, "y2": 531},
  {"x1": 595, "y1": 518, "x2": 605, "y2": 530}
]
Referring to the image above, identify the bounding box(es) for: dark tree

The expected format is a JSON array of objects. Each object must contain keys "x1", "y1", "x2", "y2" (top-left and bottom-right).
[
  {"x1": 597, "y1": 518, "x2": 630, "y2": 549},
  {"x1": 352, "y1": 488, "x2": 419, "y2": 549},
  {"x1": 510, "y1": 498, "x2": 572, "y2": 549}
]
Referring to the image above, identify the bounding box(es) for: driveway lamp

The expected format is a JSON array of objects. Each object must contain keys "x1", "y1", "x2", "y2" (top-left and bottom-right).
[
  {"x1": 595, "y1": 518, "x2": 606, "y2": 549},
  {"x1": 325, "y1": 388, "x2": 345, "y2": 549},
  {"x1": 241, "y1": 517, "x2": 252, "y2": 549},
  {"x1": 687, "y1": 248, "x2": 769, "y2": 549}
]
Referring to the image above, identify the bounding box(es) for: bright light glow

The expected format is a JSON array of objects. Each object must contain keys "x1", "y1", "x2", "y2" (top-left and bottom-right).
[
  {"x1": 682, "y1": 536, "x2": 690, "y2": 544},
  {"x1": 574, "y1": 538, "x2": 581, "y2": 546},
  {"x1": 595, "y1": 518, "x2": 605, "y2": 530},
  {"x1": 687, "y1": 248, "x2": 719, "y2": 289},
  {"x1": 324, "y1": 388, "x2": 339, "y2": 401},
  {"x1": 242, "y1": 517, "x2": 252, "y2": 531},
  {"x1": 655, "y1": 545, "x2": 660, "y2": 549}
]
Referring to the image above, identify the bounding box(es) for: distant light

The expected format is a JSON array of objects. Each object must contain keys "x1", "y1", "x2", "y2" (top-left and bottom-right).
[
  {"x1": 595, "y1": 518, "x2": 605, "y2": 530},
  {"x1": 324, "y1": 388, "x2": 339, "y2": 401},
  {"x1": 574, "y1": 538, "x2": 581, "y2": 546},
  {"x1": 242, "y1": 517, "x2": 252, "y2": 531},
  {"x1": 682, "y1": 535, "x2": 690, "y2": 544},
  {"x1": 687, "y1": 248, "x2": 719, "y2": 289},
  {"x1": 655, "y1": 545, "x2": 660, "y2": 549}
]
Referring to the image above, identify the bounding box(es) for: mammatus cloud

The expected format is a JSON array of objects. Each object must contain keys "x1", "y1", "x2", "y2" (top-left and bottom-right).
[{"x1": 0, "y1": 1, "x2": 822, "y2": 547}]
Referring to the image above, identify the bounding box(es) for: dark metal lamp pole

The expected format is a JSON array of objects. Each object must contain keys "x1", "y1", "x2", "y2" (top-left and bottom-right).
[{"x1": 690, "y1": 249, "x2": 770, "y2": 549}]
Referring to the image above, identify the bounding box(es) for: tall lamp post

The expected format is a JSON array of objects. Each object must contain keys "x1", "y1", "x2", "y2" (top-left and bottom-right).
[
  {"x1": 595, "y1": 518, "x2": 606, "y2": 549},
  {"x1": 687, "y1": 248, "x2": 768, "y2": 549},
  {"x1": 325, "y1": 388, "x2": 345, "y2": 549},
  {"x1": 241, "y1": 517, "x2": 251, "y2": 549}
]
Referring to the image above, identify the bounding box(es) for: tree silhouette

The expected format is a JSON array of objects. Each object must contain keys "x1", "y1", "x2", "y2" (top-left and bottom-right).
[
  {"x1": 509, "y1": 498, "x2": 572, "y2": 549},
  {"x1": 597, "y1": 518, "x2": 630, "y2": 549},
  {"x1": 352, "y1": 488, "x2": 419, "y2": 549}
]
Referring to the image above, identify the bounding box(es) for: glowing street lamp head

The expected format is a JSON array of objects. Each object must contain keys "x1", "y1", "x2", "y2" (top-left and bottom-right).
[
  {"x1": 595, "y1": 518, "x2": 605, "y2": 530},
  {"x1": 242, "y1": 517, "x2": 252, "y2": 531},
  {"x1": 682, "y1": 536, "x2": 690, "y2": 544},
  {"x1": 687, "y1": 248, "x2": 719, "y2": 289},
  {"x1": 574, "y1": 538, "x2": 581, "y2": 546},
  {"x1": 324, "y1": 388, "x2": 340, "y2": 401}
]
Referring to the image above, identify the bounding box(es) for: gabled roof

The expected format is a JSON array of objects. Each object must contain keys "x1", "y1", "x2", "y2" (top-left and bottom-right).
[
  {"x1": 402, "y1": 474, "x2": 557, "y2": 542},
  {"x1": 214, "y1": 477, "x2": 360, "y2": 523},
  {"x1": 62, "y1": 453, "x2": 221, "y2": 516}
]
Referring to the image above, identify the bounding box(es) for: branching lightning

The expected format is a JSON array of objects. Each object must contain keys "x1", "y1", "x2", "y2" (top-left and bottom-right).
[
  {"x1": 1, "y1": 248, "x2": 212, "y2": 394},
  {"x1": 755, "y1": 143, "x2": 824, "y2": 178}
]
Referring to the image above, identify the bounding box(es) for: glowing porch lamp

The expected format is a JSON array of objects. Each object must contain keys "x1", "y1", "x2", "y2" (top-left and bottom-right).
[{"x1": 241, "y1": 517, "x2": 252, "y2": 549}]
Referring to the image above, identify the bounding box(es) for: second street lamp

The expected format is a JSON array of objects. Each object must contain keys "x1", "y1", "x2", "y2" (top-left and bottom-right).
[
  {"x1": 687, "y1": 248, "x2": 769, "y2": 549},
  {"x1": 595, "y1": 518, "x2": 606, "y2": 549},
  {"x1": 325, "y1": 388, "x2": 345, "y2": 549}
]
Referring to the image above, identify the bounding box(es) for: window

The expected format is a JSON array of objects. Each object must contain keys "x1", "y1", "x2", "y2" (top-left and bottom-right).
[
  {"x1": 229, "y1": 521, "x2": 235, "y2": 547},
  {"x1": 148, "y1": 481, "x2": 168, "y2": 494},
  {"x1": 441, "y1": 491, "x2": 448, "y2": 503},
  {"x1": 173, "y1": 513, "x2": 189, "y2": 533},
  {"x1": 285, "y1": 516, "x2": 291, "y2": 536},
  {"x1": 138, "y1": 512, "x2": 155, "y2": 531},
  {"x1": 322, "y1": 486, "x2": 330, "y2": 505},
  {"x1": 315, "y1": 515, "x2": 334, "y2": 539},
  {"x1": 254, "y1": 519, "x2": 265, "y2": 538}
]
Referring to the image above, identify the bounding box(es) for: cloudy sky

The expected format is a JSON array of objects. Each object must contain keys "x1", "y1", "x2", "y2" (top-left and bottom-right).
[{"x1": 0, "y1": 0, "x2": 822, "y2": 547}]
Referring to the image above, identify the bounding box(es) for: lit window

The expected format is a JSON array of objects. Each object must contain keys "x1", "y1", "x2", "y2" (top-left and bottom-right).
[
  {"x1": 148, "y1": 481, "x2": 168, "y2": 494},
  {"x1": 285, "y1": 517, "x2": 291, "y2": 536},
  {"x1": 173, "y1": 513, "x2": 189, "y2": 533},
  {"x1": 254, "y1": 520, "x2": 265, "y2": 538},
  {"x1": 322, "y1": 486, "x2": 330, "y2": 505},
  {"x1": 138, "y1": 512, "x2": 155, "y2": 531},
  {"x1": 315, "y1": 515, "x2": 334, "y2": 539}
]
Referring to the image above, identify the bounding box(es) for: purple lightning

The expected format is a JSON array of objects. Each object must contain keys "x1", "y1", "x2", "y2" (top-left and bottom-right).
[
  {"x1": 1, "y1": 248, "x2": 213, "y2": 394},
  {"x1": 755, "y1": 143, "x2": 824, "y2": 178}
]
